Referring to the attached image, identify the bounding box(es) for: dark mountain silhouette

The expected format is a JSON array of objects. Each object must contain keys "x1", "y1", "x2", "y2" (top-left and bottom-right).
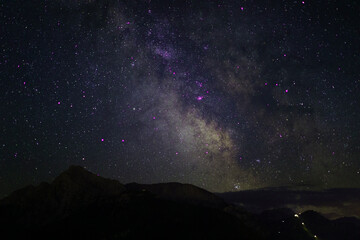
[
  {"x1": 0, "y1": 166, "x2": 359, "y2": 240},
  {"x1": 3, "y1": 166, "x2": 126, "y2": 205}
]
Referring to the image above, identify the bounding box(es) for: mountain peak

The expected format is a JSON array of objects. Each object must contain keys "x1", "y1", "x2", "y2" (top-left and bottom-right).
[
  {"x1": 65, "y1": 165, "x2": 89, "y2": 174},
  {"x1": 53, "y1": 165, "x2": 95, "y2": 184},
  {"x1": 52, "y1": 166, "x2": 126, "y2": 204},
  {"x1": 1, "y1": 165, "x2": 126, "y2": 210}
]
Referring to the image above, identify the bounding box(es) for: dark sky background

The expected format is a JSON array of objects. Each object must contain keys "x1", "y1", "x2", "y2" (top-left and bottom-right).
[{"x1": 1, "y1": 0, "x2": 359, "y2": 197}]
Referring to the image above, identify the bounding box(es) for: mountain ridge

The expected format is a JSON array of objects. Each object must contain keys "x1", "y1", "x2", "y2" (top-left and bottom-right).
[{"x1": 1, "y1": 165, "x2": 359, "y2": 240}]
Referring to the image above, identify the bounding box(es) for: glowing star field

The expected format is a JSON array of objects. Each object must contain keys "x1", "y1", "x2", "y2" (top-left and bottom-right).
[{"x1": 0, "y1": 0, "x2": 359, "y2": 197}]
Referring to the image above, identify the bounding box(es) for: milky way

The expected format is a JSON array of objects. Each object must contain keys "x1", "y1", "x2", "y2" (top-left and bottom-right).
[{"x1": 1, "y1": 0, "x2": 359, "y2": 196}]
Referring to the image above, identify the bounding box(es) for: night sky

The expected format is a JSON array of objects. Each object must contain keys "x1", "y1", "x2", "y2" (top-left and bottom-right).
[{"x1": 1, "y1": 0, "x2": 359, "y2": 197}]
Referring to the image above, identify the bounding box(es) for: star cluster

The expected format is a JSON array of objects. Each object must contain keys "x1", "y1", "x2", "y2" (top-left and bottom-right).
[{"x1": 0, "y1": 0, "x2": 359, "y2": 196}]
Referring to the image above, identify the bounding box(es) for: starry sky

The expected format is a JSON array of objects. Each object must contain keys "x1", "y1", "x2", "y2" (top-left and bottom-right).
[{"x1": 1, "y1": 0, "x2": 359, "y2": 197}]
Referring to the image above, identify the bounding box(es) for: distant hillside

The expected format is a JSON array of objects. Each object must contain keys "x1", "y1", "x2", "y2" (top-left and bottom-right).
[{"x1": 218, "y1": 187, "x2": 360, "y2": 219}]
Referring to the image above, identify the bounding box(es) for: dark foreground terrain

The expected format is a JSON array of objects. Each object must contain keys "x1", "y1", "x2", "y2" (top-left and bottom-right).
[{"x1": 0, "y1": 166, "x2": 359, "y2": 240}]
